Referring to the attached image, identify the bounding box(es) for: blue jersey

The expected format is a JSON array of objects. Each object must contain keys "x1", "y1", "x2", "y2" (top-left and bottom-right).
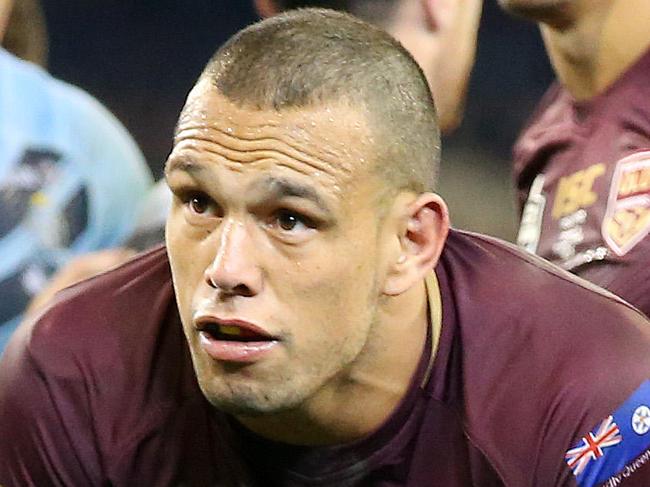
[{"x1": 0, "y1": 48, "x2": 153, "y2": 349}]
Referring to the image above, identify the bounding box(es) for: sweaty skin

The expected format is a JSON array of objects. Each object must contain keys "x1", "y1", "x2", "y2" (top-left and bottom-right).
[{"x1": 165, "y1": 80, "x2": 430, "y2": 446}]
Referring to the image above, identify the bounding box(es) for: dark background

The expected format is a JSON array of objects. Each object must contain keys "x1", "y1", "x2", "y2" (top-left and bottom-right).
[{"x1": 40, "y1": 0, "x2": 554, "y2": 238}]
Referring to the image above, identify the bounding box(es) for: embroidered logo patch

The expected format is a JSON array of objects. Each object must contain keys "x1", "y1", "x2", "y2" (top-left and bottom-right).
[
  {"x1": 566, "y1": 381, "x2": 650, "y2": 487},
  {"x1": 602, "y1": 151, "x2": 650, "y2": 256}
]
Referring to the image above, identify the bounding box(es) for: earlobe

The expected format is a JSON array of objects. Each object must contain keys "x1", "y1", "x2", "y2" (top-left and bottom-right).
[{"x1": 383, "y1": 193, "x2": 449, "y2": 296}]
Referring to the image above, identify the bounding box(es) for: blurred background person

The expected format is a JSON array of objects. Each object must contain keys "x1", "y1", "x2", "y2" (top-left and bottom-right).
[
  {"x1": 0, "y1": 0, "x2": 153, "y2": 350},
  {"x1": 256, "y1": 0, "x2": 483, "y2": 134},
  {"x1": 503, "y1": 0, "x2": 650, "y2": 316}
]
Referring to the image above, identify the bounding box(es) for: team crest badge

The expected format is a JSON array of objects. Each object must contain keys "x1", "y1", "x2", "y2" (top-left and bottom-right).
[{"x1": 602, "y1": 151, "x2": 650, "y2": 256}]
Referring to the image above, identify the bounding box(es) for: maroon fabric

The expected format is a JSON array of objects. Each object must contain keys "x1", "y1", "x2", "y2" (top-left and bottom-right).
[
  {"x1": 1, "y1": 233, "x2": 650, "y2": 486},
  {"x1": 513, "y1": 48, "x2": 650, "y2": 316}
]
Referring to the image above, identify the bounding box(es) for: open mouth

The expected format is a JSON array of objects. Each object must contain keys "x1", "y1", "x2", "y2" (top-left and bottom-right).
[
  {"x1": 199, "y1": 322, "x2": 275, "y2": 342},
  {"x1": 197, "y1": 320, "x2": 278, "y2": 343},
  {"x1": 195, "y1": 319, "x2": 280, "y2": 362}
]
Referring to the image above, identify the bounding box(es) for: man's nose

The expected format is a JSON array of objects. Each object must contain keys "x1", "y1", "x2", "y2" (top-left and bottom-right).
[{"x1": 203, "y1": 218, "x2": 262, "y2": 297}]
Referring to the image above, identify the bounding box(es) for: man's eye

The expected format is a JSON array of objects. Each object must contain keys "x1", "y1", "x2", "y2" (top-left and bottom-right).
[
  {"x1": 275, "y1": 210, "x2": 313, "y2": 232},
  {"x1": 188, "y1": 194, "x2": 210, "y2": 215}
]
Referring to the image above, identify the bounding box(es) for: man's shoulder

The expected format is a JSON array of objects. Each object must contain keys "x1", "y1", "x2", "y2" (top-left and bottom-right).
[
  {"x1": 440, "y1": 229, "x2": 650, "y2": 408},
  {"x1": 442, "y1": 229, "x2": 637, "y2": 309},
  {"x1": 511, "y1": 82, "x2": 572, "y2": 182},
  {"x1": 0, "y1": 48, "x2": 86, "y2": 112},
  {"x1": 41, "y1": 244, "x2": 173, "y2": 332},
  {"x1": 611, "y1": 45, "x2": 650, "y2": 100},
  {"x1": 437, "y1": 230, "x2": 650, "y2": 486},
  {"x1": 0, "y1": 48, "x2": 48, "y2": 83},
  {"x1": 6, "y1": 246, "x2": 175, "y2": 372},
  {"x1": 0, "y1": 246, "x2": 204, "y2": 484},
  {"x1": 441, "y1": 230, "x2": 649, "y2": 353}
]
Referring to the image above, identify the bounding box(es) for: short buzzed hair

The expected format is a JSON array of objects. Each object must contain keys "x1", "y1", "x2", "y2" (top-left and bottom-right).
[{"x1": 202, "y1": 8, "x2": 439, "y2": 194}]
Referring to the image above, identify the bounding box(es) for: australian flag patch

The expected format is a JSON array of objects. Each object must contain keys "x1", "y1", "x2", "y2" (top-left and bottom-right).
[{"x1": 565, "y1": 380, "x2": 650, "y2": 486}]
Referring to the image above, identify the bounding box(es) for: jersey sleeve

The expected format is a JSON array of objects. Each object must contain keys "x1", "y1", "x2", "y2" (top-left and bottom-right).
[
  {"x1": 529, "y1": 310, "x2": 650, "y2": 487},
  {"x1": 0, "y1": 314, "x2": 103, "y2": 486},
  {"x1": 532, "y1": 382, "x2": 650, "y2": 487}
]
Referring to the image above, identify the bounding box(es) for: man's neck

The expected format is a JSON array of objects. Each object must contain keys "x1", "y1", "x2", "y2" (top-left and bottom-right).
[
  {"x1": 0, "y1": 0, "x2": 13, "y2": 43},
  {"x1": 540, "y1": 0, "x2": 650, "y2": 101},
  {"x1": 236, "y1": 279, "x2": 431, "y2": 446}
]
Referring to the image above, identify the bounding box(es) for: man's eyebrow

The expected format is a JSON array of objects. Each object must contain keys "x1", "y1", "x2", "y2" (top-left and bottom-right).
[
  {"x1": 165, "y1": 157, "x2": 204, "y2": 176},
  {"x1": 254, "y1": 177, "x2": 330, "y2": 212}
]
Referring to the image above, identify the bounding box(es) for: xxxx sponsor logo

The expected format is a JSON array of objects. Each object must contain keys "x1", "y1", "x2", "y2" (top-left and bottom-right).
[{"x1": 602, "y1": 151, "x2": 650, "y2": 256}]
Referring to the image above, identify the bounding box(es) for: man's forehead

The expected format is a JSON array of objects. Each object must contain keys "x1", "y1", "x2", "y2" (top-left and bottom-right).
[
  {"x1": 177, "y1": 80, "x2": 370, "y2": 140},
  {"x1": 173, "y1": 83, "x2": 377, "y2": 179}
]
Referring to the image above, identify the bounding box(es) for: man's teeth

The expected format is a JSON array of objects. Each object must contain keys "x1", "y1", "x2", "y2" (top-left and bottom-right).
[
  {"x1": 202, "y1": 323, "x2": 272, "y2": 341},
  {"x1": 219, "y1": 324, "x2": 242, "y2": 336}
]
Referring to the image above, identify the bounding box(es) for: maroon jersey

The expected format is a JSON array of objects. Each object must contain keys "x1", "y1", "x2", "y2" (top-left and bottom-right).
[
  {"x1": 513, "y1": 48, "x2": 650, "y2": 317},
  {"x1": 2, "y1": 232, "x2": 650, "y2": 486}
]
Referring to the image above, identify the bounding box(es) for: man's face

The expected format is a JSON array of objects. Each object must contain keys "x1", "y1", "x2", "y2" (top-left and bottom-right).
[{"x1": 166, "y1": 81, "x2": 394, "y2": 417}]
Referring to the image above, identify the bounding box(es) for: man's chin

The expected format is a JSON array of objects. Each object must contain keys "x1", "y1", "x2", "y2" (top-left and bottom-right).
[
  {"x1": 208, "y1": 397, "x2": 277, "y2": 417},
  {"x1": 201, "y1": 384, "x2": 302, "y2": 417}
]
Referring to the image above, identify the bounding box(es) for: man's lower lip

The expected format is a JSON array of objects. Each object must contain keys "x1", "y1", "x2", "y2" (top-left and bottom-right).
[{"x1": 198, "y1": 332, "x2": 279, "y2": 362}]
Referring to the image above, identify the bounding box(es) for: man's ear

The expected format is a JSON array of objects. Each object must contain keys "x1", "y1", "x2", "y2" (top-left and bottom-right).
[
  {"x1": 383, "y1": 193, "x2": 449, "y2": 296},
  {"x1": 254, "y1": 0, "x2": 280, "y2": 18}
]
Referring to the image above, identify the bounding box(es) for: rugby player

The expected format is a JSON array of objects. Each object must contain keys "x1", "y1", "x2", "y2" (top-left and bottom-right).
[{"x1": 503, "y1": 0, "x2": 650, "y2": 317}]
